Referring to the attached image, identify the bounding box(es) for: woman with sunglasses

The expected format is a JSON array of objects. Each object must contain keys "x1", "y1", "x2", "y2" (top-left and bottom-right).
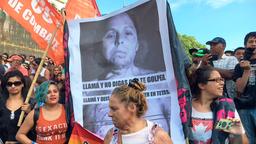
[
  {"x1": 0, "y1": 70, "x2": 31, "y2": 143},
  {"x1": 104, "y1": 78, "x2": 173, "y2": 144},
  {"x1": 188, "y1": 66, "x2": 247, "y2": 143},
  {"x1": 16, "y1": 80, "x2": 68, "y2": 144}
]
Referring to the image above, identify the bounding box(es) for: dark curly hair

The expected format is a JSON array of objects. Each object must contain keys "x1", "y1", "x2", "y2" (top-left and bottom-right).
[{"x1": 189, "y1": 66, "x2": 216, "y2": 100}]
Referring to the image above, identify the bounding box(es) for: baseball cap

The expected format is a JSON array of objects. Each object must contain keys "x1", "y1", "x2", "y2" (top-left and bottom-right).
[
  {"x1": 189, "y1": 48, "x2": 198, "y2": 55},
  {"x1": 206, "y1": 37, "x2": 226, "y2": 46},
  {"x1": 193, "y1": 48, "x2": 210, "y2": 57}
]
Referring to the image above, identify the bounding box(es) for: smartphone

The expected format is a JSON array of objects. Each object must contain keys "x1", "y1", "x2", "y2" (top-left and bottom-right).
[
  {"x1": 209, "y1": 54, "x2": 219, "y2": 61},
  {"x1": 215, "y1": 119, "x2": 233, "y2": 130}
]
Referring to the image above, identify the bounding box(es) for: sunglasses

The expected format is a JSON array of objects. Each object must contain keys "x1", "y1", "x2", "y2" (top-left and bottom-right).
[{"x1": 7, "y1": 81, "x2": 23, "y2": 87}]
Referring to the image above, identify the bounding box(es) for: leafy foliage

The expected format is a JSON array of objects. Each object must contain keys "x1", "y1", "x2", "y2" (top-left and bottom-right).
[{"x1": 178, "y1": 34, "x2": 206, "y2": 59}]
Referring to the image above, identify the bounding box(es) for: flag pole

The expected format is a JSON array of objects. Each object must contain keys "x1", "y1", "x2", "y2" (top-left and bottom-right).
[{"x1": 17, "y1": 24, "x2": 61, "y2": 126}]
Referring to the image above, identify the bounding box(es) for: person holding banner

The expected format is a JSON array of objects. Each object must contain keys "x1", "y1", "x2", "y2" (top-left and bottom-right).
[
  {"x1": 98, "y1": 13, "x2": 154, "y2": 80},
  {"x1": 189, "y1": 66, "x2": 247, "y2": 143},
  {"x1": 104, "y1": 78, "x2": 173, "y2": 144},
  {"x1": 0, "y1": 70, "x2": 32, "y2": 143},
  {"x1": 16, "y1": 81, "x2": 68, "y2": 144}
]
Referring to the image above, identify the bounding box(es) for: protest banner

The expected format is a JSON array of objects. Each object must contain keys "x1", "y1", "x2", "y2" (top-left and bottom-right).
[
  {"x1": 0, "y1": 0, "x2": 64, "y2": 64},
  {"x1": 68, "y1": 0, "x2": 186, "y2": 142},
  {"x1": 65, "y1": 0, "x2": 100, "y2": 20}
]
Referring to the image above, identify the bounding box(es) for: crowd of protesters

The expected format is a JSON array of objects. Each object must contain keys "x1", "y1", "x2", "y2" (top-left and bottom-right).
[
  {"x1": 187, "y1": 31, "x2": 256, "y2": 144},
  {"x1": 0, "y1": 32, "x2": 255, "y2": 144},
  {"x1": 0, "y1": 53, "x2": 66, "y2": 143}
]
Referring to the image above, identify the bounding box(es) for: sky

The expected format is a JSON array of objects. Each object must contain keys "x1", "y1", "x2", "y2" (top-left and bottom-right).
[{"x1": 95, "y1": 0, "x2": 256, "y2": 51}]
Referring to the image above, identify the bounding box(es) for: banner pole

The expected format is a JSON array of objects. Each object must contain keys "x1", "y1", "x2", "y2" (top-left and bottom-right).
[{"x1": 17, "y1": 24, "x2": 61, "y2": 126}]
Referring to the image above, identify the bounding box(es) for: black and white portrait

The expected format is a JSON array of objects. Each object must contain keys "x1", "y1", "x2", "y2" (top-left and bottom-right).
[{"x1": 80, "y1": 1, "x2": 165, "y2": 81}]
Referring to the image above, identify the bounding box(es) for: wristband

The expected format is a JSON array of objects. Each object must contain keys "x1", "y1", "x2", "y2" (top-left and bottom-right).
[{"x1": 32, "y1": 141, "x2": 37, "y2": 144}]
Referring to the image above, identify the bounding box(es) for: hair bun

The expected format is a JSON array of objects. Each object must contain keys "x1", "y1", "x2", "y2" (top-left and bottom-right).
[{"x1": 128, "y1": 78, "x2": 146, "y2": 92}]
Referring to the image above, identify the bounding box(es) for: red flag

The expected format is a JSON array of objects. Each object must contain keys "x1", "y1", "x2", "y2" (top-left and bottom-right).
[
  {"x1": 63, "y1": 0, "x2": 101, "y2": 140},
  {"x1": 68, "y1": 122, "x2": 103, "y2": 144},
  {"x1": 0, "y1": 0, "x2": 64, "y2": 65},
  {"x1": 65, "y1": 0, "x2": 100, "y2": 20}
]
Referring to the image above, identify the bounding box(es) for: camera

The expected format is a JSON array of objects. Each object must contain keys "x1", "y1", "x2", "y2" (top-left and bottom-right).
[
  {"x1": 243, "y1": 48, "x2": 255, "y2": 60},
  {"x1": 209, "y1": 54, "x2": 219, "y2": 62}
]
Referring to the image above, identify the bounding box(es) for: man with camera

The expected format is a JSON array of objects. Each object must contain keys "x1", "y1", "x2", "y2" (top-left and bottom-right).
[
  {"x1": 205, "y1": 37, "x2": 238, "y2": 98},
  {"x1": 233, "y1": 32, "x2": 256, "y2": 144}
]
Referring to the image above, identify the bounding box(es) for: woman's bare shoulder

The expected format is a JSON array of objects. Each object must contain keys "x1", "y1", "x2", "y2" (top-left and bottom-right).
[
  {"x1": 154, "y1": 127, "x2": 173, "y2": 144},
  {"x1": 104, "y1": 128, "x2": 114, "y2": 144}
]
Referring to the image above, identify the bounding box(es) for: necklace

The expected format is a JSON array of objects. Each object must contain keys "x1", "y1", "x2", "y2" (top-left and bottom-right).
[{"x1": 10, "y1": 111, "x2": 15, "y2": 120}]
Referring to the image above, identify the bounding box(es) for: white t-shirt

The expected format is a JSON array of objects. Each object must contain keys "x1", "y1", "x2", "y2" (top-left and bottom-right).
[
  {"x1": 110, "y1": 120, "x2": 155, "y2": 144},
  {"x1": 191, "y1": 107, "x2": 213, "y2": 144},
  {"x1": 191, "y1": 107, "x2": 243, "y2": 144}
]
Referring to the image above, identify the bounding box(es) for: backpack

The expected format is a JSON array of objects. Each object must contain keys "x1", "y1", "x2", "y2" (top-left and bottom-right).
[{"x1": 28, "y1": 107, "x2": 40, "y2": 142}]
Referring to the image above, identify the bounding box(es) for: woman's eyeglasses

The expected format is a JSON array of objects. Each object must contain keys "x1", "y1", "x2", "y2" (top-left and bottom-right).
[
  {"x1": 207, "y1": 78, "x2": 224, "y2": 83},
  {"x1": 7, "y1": 81, "x2": 23, "y2": 87}
]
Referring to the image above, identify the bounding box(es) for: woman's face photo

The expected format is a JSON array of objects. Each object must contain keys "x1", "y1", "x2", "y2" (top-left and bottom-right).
[{"x1": 102, "y1": 13, "x2": 139, "y2": 68}]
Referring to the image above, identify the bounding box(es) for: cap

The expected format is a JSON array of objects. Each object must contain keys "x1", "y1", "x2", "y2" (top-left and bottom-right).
[
  {"x1": 193, "y1": 48, "x2": 210, "y2": 57},
  {"x1": 8, "y1": 54, "x2": 23, "y2": 62},
  {"x1": 206, "y1": 37, "x2": 226, "y2": 45},
  {"x1": 189, "y1": 48, "x2": 198, "y2": 55}
]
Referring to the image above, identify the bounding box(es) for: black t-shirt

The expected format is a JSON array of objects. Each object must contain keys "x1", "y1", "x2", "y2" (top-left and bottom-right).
[
  {"x1": 0, "y1": 64, "x2": 5, "y2": 77},
  {"x1": 233, "y1": 59, "x2": 256, "y2": 83},
  {"x1": 0, "y1": 97, "x2": 36, "y2": 143},
  {"x1": 0, "y1": 104, "x2": 22, "y2": 142},
  {"x1": 233, "y1": 59, "x2": 256, "y2": 109}
]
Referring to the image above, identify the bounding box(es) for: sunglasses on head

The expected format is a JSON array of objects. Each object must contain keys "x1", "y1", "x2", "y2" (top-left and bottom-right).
[{"x1": 7, "y1": 81, "x2": 23, "y2": 87}]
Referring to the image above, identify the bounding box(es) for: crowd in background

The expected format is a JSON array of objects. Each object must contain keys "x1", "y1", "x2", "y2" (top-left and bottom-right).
[
  {"x1": 0, "y1": 31, "x2": 255, "y2": 144},
  {"x1": 0, "y1": 53, "x2": 65, "y2": 87},
  {"x1": 186, "y1": 31, "x2": 256, "y2": 144},
  {"x1": 0, "y1": 53, "x2": 66, "y2": 143}
]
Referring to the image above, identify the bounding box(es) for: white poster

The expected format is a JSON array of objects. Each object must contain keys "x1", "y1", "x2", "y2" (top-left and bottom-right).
[{"x1": 68, "y1": 0, "x2": 184, "y2": 143}]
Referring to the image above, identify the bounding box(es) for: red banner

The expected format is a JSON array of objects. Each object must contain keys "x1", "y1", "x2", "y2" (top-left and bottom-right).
[
  {"x1": 68, "y1": 122, "x2": 103, "y2": 144},
  {"x1": 65, "y1": 0, "x2": 100, "y2": 20},
  {"x1": 0, "y1": 0, "x2": 64, "y2": 65}
]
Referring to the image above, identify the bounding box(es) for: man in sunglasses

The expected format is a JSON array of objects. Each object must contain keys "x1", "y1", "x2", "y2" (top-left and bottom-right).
[{"x1": 7, "y1": 54, "x2": 28, "y2": 76}]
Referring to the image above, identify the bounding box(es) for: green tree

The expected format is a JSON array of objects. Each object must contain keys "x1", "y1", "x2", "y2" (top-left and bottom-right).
[{"x1": 178, "y1": 34, "x2": 206, "y2": 59}]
